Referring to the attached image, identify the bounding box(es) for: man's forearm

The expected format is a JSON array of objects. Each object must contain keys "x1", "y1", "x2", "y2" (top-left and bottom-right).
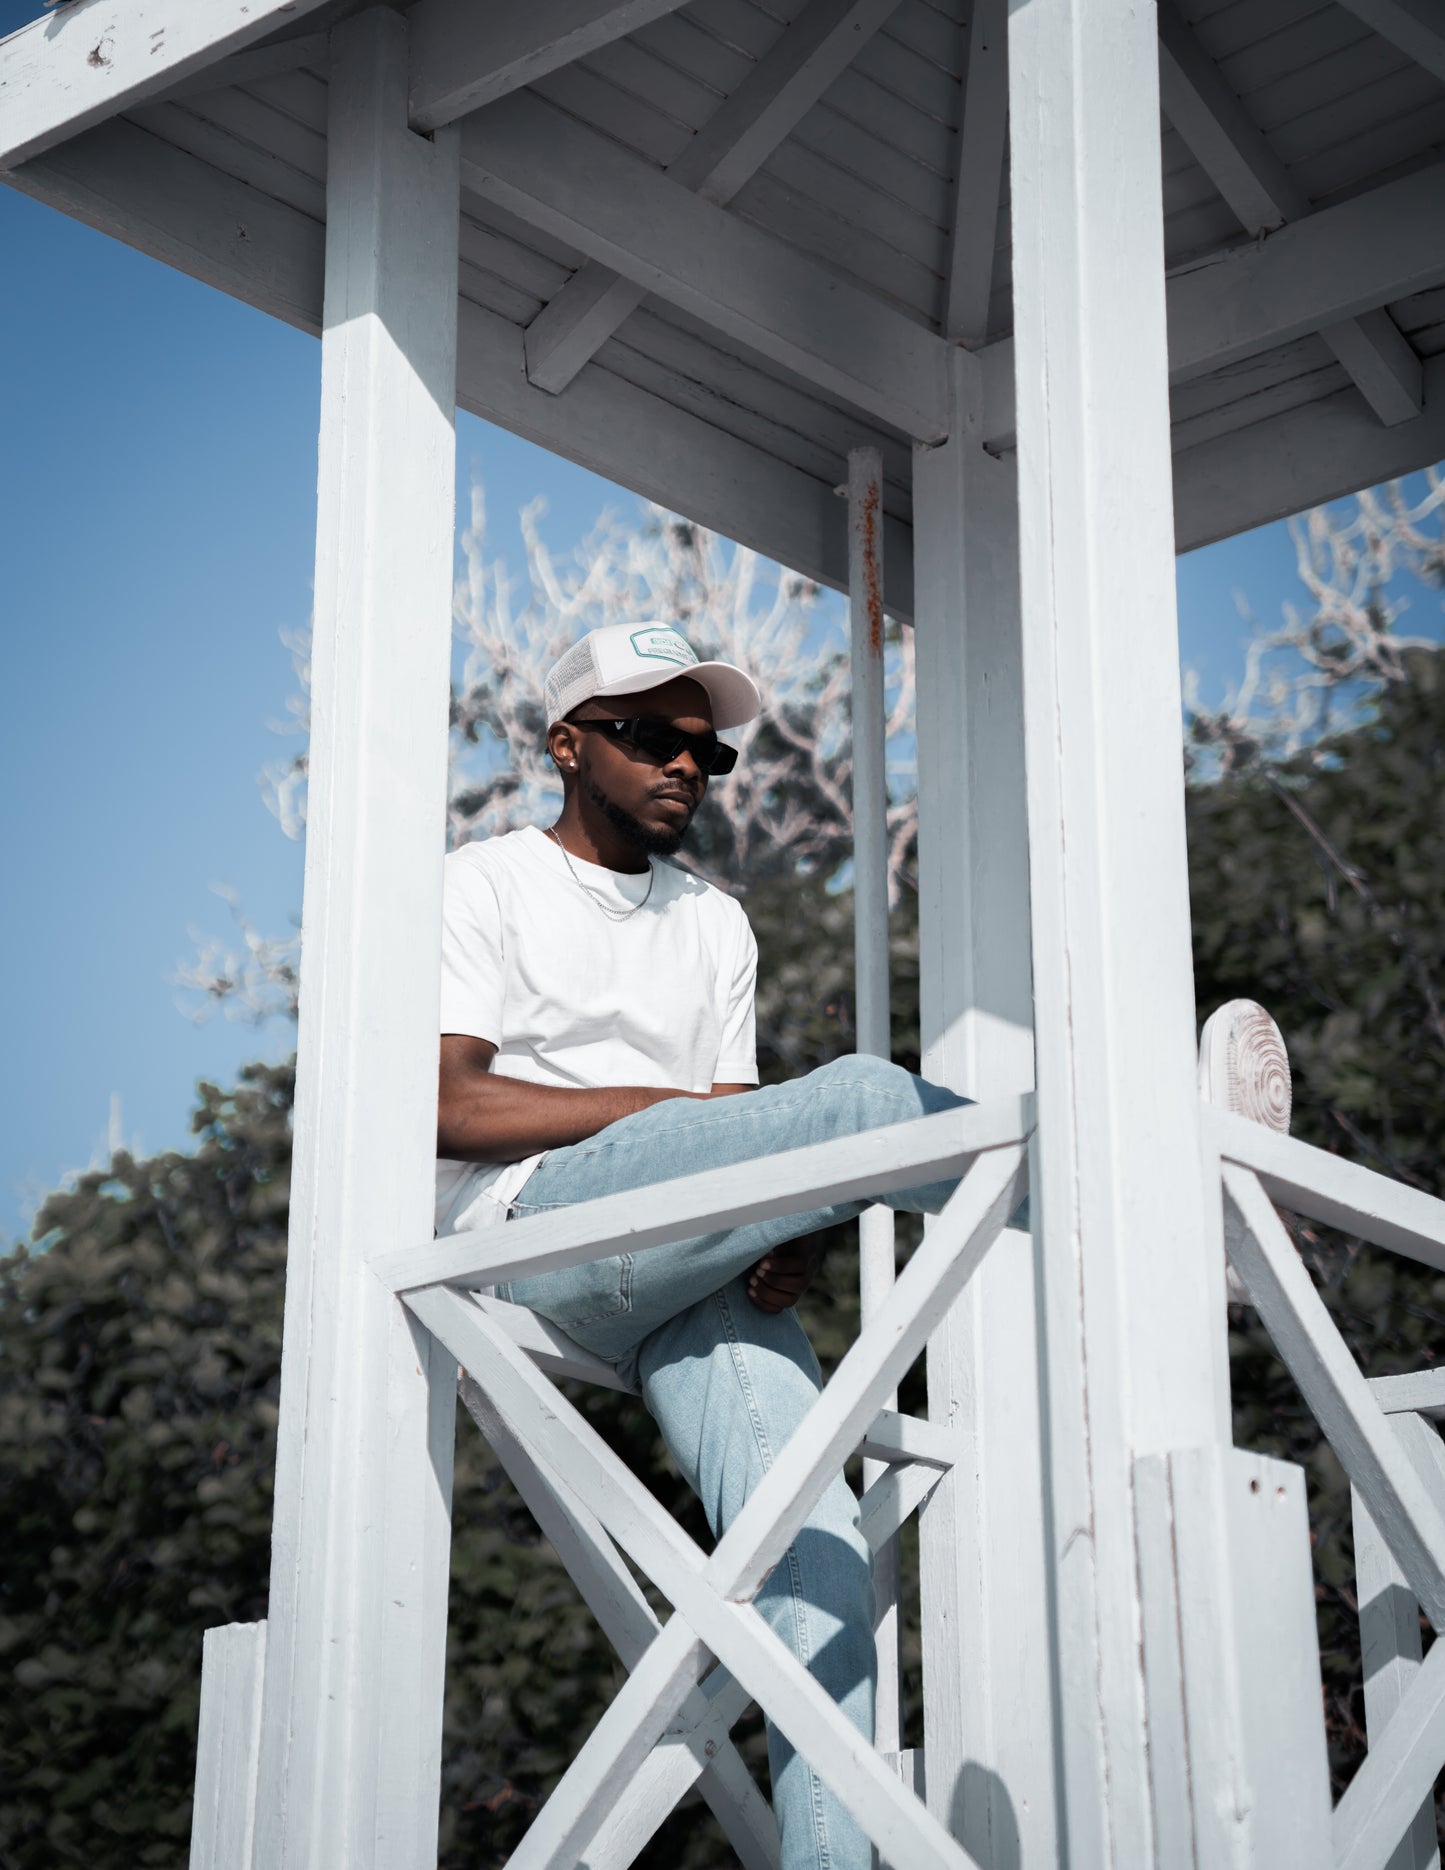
[{"x1": 438, "y1": 1074, "x2": 705, "y2": 1163}]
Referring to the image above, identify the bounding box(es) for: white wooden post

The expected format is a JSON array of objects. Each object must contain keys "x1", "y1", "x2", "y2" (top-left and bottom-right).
[
  {"x1": 912, "y1": 344, "x2": 1055, "y2": 1861},
  {"x1": 1352, "y1": 1414, "x2": 1445, "y2": 1870},
  {"x1": 847, "y1": 444, "x2": 905, "y2": 1763},
  {"x1": 1006, "y1": 0, "x2": 1238, "y2": 1858},
  {"x1": 250, "y1": 11, "x2": 461, "y2": 1866}
]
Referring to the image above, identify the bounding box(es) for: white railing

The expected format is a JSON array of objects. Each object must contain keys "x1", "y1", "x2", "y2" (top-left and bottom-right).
[
  {"x1": 1208, "y1": 1107, "x2": 1445, "y2": 1870},
  {"x1": 190, "y1": 1091, "x2": 1445, "y2": 1870}
]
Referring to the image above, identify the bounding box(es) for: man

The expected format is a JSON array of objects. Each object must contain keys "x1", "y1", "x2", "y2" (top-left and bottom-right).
[{"x1": 435, "y1": 621, "x2": 965, "y2": 1870}]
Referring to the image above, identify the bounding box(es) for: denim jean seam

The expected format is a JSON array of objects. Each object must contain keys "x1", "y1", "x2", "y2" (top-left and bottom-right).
[
  {"x1": 556, "y1": 1075, "x2": 923, "y2": 1167},
  {"x1": 715, "y1": 1288, "x2": 833, "y2": 1870}
]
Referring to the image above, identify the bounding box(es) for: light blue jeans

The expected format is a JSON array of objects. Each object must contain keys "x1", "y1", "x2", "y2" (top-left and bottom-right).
[{"x1": 493, "y1": 1055, "x2": 968, "y2": 1870}]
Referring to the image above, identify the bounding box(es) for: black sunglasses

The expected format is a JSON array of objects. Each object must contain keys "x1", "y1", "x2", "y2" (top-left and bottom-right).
[{"x1": 574, "y1": 715, "x2": 739, "y2": 776}]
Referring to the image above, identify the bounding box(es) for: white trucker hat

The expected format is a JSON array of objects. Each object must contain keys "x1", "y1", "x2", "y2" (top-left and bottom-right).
[{"x1": 543, "y1": 623, "x2": 762, "y2": 731}]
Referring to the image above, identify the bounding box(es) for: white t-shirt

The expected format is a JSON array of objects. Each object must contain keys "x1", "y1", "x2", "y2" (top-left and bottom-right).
[{"x1": 435, "y1": 825, "x2": 759, "y2": 1233}]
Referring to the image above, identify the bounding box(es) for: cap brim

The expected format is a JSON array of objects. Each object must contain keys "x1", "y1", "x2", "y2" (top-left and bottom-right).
[{"x1": 592, "y1": 658, "x2": 761, "y2": 731}]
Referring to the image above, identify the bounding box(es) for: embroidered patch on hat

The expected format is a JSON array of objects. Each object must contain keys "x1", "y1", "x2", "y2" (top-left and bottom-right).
[{"x1": 628, "y1": 627, "x2": 699, "y2": 667}]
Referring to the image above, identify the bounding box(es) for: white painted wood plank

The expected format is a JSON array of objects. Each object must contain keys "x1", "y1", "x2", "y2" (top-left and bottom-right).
[
  {"x1": 1008, "y1": 0, "x2": 1240, "y2": 1858},
  {"x1": 407, "y1": 0, "x2": 693, "y2": 132},
  {"x1": 1337, "y1": 0, "x2": 1445, "y2": 83},
  {"x1": 1157, "y1": 0, "x2": 1307, "y2": 233},
  {"x1": 371, "y1": 1094, "x2": 1034, "y2": 1292},
  {"x1": 4, "y1": 117, "x2": 325, "y2": 331},
  {"x1": 1373, "y1": 1371, "x2": 1445, "y2": 1420},
  {"x1": 859, "y1": 1460, "x2": 944, "y2": 1554},
  {"x1": 457, "y1": 1376, "x2": 779, "y2": 1869},
  {"x1": 454, "y1": 299, "x2": 920, "y2": 618},
  {"x1": 1156, "y1": 1, "x2": 1423, "y2": 426},
  {"x1": 190, "y1": 1621, "x2": 266, "y2": 1870},
  {"x1": 1206, "y1": 1106, "x2": 1445, "y2": 1271},
  {"x1": 458, "y1": 92, "x2": 949, "y2": 439},
  {"x1": 1222, "y1": 1165, "x2": 1445, "y2": 1627},
  {"x1": 911, "y1": 343, "x2": 1054, "y2": 1864},
  {"x1": 1318, "y1": 306, "x2": 1426, "y2": 426},
  {"x1": 1352, "y1": 1453, "x2": 1442, "y2": 1870},
  {"x1": 524, "y1": 0, "x2": 904, "y2": 392},
  {"x1": 417, "y1": 1289, "x2": 982, "y2": 1870},
  {"x1": 0, "y1": 0, "x2": 333, "y2": 170},
  {"x1": 247, "y1": 17, "x2": 460, "y2": 1870},
  {"x1": 1219, "y1": 1449, "x2": 1334, "y2": 1869},
  {"x1": 860, "y1": 1408, "x2": 956, "y2": 1470},
  {"x1": 974, "y1": 155, "x2": 1445, "y2": 448},
  {"x1": 159, "y1": 34, "x2": 329, "y2": 105},
  {"x1": 708, "y1": 1143, "x2": 1026, "y2": 1603},
  {"x1": 943, "y1": 0, "x2": 1007, "y2": 346},
  {"x1": 1173, "y1": 349, "x2": 1445, "y2": 551},
  {"x1": 470, "y1": 1293, "x2": 636, "y2": 1392},
  {"x1": 1335, "y1": 1637, "x2": 1445, "y2": 1870}
]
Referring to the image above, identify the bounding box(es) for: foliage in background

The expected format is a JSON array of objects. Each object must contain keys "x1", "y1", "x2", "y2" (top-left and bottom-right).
[{"x1": 4, "y1": 476, "x2": 1443, "y2": 1863}]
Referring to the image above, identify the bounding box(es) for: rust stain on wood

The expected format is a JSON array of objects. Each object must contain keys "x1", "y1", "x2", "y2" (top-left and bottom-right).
[{"x1": 859, "y1": 476, "x2": 883, "y2": 655}]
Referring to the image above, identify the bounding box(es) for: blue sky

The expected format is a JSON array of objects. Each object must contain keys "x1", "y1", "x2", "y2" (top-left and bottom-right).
[{"x1": 0, "y1": 98, "x2": 1437, "y2": 1240}]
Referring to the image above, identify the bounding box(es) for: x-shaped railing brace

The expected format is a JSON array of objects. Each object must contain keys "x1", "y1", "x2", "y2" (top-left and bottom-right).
[
  {"x1": 1207, "y1": 1109, "x2": 1445, "y2": 1870},
  {"x1": 373, "y1": 1095, "x2": 1035, "y2": 1870}
]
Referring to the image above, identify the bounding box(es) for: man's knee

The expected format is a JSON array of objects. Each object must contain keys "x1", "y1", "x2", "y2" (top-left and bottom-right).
[{"x1": 807, "y1": 1052, "x2": 924, "y2": 1126}]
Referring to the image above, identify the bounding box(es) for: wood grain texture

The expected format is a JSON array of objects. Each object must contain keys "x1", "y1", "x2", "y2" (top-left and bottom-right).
[
  {"x1": 0, "y1": 0, "x2": 333, "y2": 169},
  {"x1": 248, "y1": 17, "x2": 460, "y2": 1867},
  {"x1": 370, "y1": 1094, "x2": 1033, "y2": 1293},
  {"x1": 408, "y1": 0, "x2": 693, "y2": 131},
  {"x1": 189, "y1": 1621, "x2": 266, "y2": 1870}
]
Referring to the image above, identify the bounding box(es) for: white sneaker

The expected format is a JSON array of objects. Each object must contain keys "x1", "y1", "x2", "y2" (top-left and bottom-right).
[{"x1": 1198, "y1": 999, "x2": 1292, "y2": 1302}]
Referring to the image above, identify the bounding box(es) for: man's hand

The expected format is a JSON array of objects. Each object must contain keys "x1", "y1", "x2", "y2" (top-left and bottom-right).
[{"x1": 747, "y1": 1238, "x2": 822, "y2": 1314}]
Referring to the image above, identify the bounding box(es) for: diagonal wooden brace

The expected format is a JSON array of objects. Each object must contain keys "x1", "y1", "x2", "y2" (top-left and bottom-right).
[
  {"x1": 1221, "y1": 1164, "x2": 1445, "y2": 1629},
  {"x1": 410, "y1": 1141, "x2": 1025, "y2": 1866},
  {"x1": 457, "y1": 1373, "x2": 779, "y2": 1869}
]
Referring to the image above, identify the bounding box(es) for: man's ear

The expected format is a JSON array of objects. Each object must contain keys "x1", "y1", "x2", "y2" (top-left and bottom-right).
[{"x1": 547, "y1": 720, "x2": 580, "y2": 773}]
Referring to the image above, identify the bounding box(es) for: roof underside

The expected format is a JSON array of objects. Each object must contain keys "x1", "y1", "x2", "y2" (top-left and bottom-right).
[{"x1": 5, "y1": 0, "x2": 1445, "y2": 613}]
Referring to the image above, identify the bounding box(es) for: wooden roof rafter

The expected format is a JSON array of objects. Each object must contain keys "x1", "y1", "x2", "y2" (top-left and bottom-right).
[{"x1": 1158, "y1": 0, "x2": 1423, "y2": 426}]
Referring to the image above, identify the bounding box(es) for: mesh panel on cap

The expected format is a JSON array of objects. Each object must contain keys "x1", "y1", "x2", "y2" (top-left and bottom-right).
[{"x1": 543, "y1": 637, "x2": 599, "y2": 723}]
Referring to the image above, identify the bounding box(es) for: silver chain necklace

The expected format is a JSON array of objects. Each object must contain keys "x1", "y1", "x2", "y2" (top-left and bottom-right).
[{"x1": 547, "y1": 826, "x2": 655, "y2": 922}]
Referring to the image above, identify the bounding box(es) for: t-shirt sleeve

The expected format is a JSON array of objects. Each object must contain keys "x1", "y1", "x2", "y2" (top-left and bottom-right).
[
  {"x1": 439, "y1": 852, "x2": 505, "y2": 1042},
  {"x1": 715, "y1": 905, "x2": 760, "y2": 1085}
]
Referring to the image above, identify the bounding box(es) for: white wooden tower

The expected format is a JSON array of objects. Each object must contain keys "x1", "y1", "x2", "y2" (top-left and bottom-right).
[{"x1": 6, "y1": 1, "x2": 1445, "y2": 1864}]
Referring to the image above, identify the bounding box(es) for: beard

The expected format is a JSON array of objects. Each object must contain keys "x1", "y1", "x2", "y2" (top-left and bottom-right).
[{"x1": 587, "y1": 778, "x2": 691, "y2": 858}]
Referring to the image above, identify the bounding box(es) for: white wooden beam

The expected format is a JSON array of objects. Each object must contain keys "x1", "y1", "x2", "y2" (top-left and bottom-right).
[
  {"x1": 942, "y1": 0, "x2": 1007, "y2": 346},
  {"x1": 457, "y1": 1377, "x2": 780, "y2": 1870},
  {"x1": 1156, "y1": 1, "x2": 1422, "y2": 426},
  {"x1": 1007, "y1": 0, "x2": 1240, "y2": 1854},
  {"x1": 0, "y1": 0, "x2": 333, "y2": 171},
  {"x1": 1336, "y1": 0, "x2": 1445, "y2": 84},
  {"x1": 1156, "y1": 0, "x2": 1305, "y2": 234},
  {"x1": 158, "y1": 33, "x2": 329, "y2": 105},
  {"x1": 1205, "y1": 1106, "x2": 1445, "y2": 1272},
  {"x1": 911, "y1": 345, "x2": 1054, "y2": 1865},
  {"x1": 373, "y1": 1095, "x2": 1034, "y2": 1293},
  {"x1": 407, "y1": 0, "x2": 692, "y2": 133},
  {"x1": 1222, "y1": 1165, "x2": 1445, "y2": 1629},
  {"x1": 459, "y1": 93, "x2": 950, "y2": 440},
  {"x1": 1174, "y1": 351, "x2": 1445, "y2": 552},
  {"x1": 3, "y1": 116, "x2": 325, "y2": 329},
  {"x1": 1373, "y1": 1371, "x2": 1445, "y2": 1421},
  {"x1": 422, "y1": 1288, "x2": 984, "y2": 1870},
  {"x1": 524, "y1": 0, "x2": 902, "y2": 393},
  {"x1": 457, "y1": 296, "x2": 918, "y2": 614},
  {"x1": 248, "y1": 15, "x2": 461, "y2": 1868},
  {"x1": 1351, "y1": 1417, "x2": 1443, "y2": 1870},
  {"x1": 190, "y1": 1622, "x2": 266, "y2": 1870},
  {"x1": 975, "y1": 155, "x2": 1445, "y2": 449},
  {"x1": 5, "y1": 121, "x2": 919, "y2": 616}
]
